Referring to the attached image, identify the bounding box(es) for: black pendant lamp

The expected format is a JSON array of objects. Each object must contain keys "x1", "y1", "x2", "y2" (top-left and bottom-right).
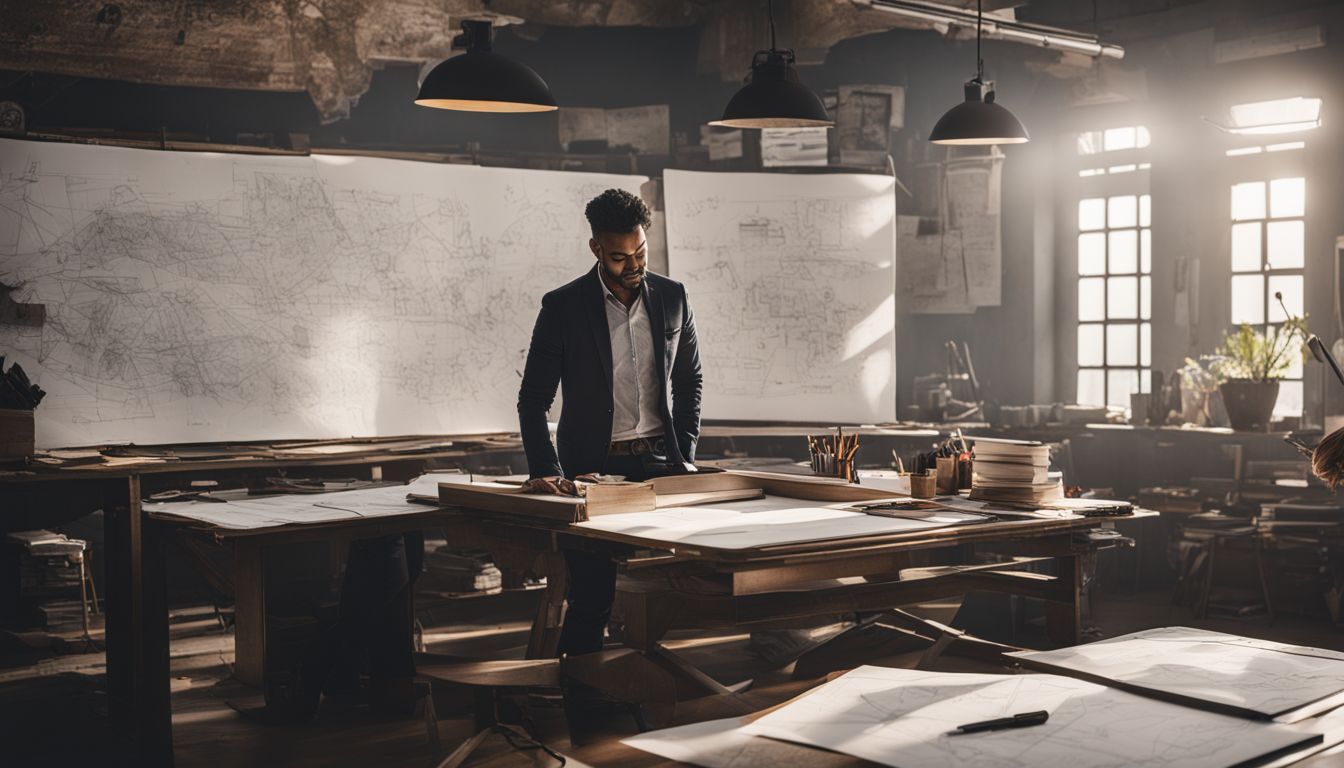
[
  {"x1": 929, "y1": 0, "x2": 1029, "y2": 145},
  {"x1": 708, "y1": 0, "x2": 832, "y2": 129},
  {"x1": 415, "y1": 19, "x2": 557, "y2": 113}
]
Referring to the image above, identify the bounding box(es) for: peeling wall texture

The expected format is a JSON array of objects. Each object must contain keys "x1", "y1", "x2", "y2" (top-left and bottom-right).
[
  {"x1": 0, "y1": 0, "x2": 972, "y2": 121},
  {"x1": 0, "y1": 1, "x2": 728, "y2": 121}
]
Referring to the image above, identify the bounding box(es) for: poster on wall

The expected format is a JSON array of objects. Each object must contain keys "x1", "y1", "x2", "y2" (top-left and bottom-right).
[
  {"x1": 664, "y1": 169, "x2": 897, "y2": 423},
  {"x1": 0, "y1": 138, "x2": 646, "y2": 447}
]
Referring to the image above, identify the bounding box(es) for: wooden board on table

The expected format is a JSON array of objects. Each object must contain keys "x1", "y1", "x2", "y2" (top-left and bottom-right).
[{"x1": 436, "y1": 478, "x2": 656, "y2": 523}]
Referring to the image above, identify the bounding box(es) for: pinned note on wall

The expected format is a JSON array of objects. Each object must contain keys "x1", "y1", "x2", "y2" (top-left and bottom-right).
[{"x1": 899, "y1": 150, "x2": 1004, "y2": 314}]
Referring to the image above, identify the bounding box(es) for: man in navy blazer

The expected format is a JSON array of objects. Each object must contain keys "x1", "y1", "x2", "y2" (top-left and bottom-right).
[{"x1": 517, "y1": 188, "x2": 703, "y2": 656}]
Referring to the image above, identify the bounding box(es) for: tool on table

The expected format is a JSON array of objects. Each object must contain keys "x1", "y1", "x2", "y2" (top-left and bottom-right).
[
  {"x1": 948, "y1": 710, "x2": 1049, "y2": 736},
  {"x1": 808, "y1": 427, "x2": 860, "y2": 483},
  {"x1": 909, "y1": 470, "x2": 936, "y2": 498},
  {"x1": 913, "y1": 430, "x2": 972, "y2": 491}
]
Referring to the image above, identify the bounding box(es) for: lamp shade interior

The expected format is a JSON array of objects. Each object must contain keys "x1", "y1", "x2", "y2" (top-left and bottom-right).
[
  {"x1": 709, "y1": 54, "x2": 832, "y2": 129},
  {"x1": 415, "y1": 41, "x2": 556, "y2": 113}
]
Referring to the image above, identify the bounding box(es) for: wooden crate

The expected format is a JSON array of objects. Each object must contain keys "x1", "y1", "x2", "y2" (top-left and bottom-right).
[{"x1": 0, "y1": 410, "x2": 34, "y2": 460}]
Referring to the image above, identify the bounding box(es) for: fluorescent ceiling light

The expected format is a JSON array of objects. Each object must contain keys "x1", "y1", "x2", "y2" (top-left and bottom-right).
[{"x1": 1205, "y1": 97, "x2": 1321, "y2": 135}]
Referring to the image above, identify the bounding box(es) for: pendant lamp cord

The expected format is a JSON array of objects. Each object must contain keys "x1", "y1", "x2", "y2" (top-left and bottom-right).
[
  {"x1": 768, "y1": 0, "x2": 778, "y2": 51},
  {"x1": 976, "y1": 0, "x2": 984, "y2": 83}
]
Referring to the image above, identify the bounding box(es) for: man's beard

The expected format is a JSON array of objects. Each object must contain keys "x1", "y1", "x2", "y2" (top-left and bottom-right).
[{"x1": 621, "y1": 268, "x2": 645, "y2": 285}]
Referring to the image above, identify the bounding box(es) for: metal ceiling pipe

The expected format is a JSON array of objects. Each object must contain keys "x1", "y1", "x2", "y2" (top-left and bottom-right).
[{"x1": 853, "y1": 0, "x2": 1126, "y2": 59}]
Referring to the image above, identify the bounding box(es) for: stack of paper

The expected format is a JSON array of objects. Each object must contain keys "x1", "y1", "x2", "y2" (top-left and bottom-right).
[
  {"x1": 144, "y1": 483, "x2": 430, "y2": 530},
  {"x1": 969, "y1": 437, "x2": 1062, "y2": 504},
  {"x1": 421, "y1": 547, "x2": 503, "y2": 596},
  {"x1": 625, "y1": 666, "x2": 1321, "y2": 768},
  {"x1": 1010, "y1": 626, "x2": 1344, "y2": 722},
  {"x1": 8, "y1": 530, "x2": 87, "y2": 557},
  {"x1": 576, "y1": 496, "x2": 987, "y2": 552}
]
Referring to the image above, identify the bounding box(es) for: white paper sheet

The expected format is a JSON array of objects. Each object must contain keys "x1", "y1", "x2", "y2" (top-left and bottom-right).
[
  {"x1": 144, "y1": 483, "x2": 428, "y2": 530},
  {"x1": 405, "y1": 472, "x2": 461, "y2": 498},
  {"x1": 0, "y1": 138, "x2": 646, "y2": 447},
  {"x1": 1010, "y1": 626, "x2": 1344, "y2": 721},
  {"x1": 741, "y1": 666, "x2": 1317, "y2": 768},
  {"x1": 1263, "y1": 703, "x2": 1344, "y2": 768},
  {"x1": 575, "y1": 496, "x2": 983, "y2": 551},
  {"x1": 664, "y1": 169, "x2": 897, "y2": 423},
  {"x1": 622, "y1": 717, "x2": 822, "y2": 768}
]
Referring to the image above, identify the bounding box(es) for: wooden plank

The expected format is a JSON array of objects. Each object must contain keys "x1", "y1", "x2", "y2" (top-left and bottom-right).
[
  {"x1": 139, "y1": 512, "x2": 172, "y2": 765},
  {"x1": 614, "y1": 585, "x2": 683, "y2": 651},
  {"x1": 102, "y1": 476, "x2": 173, "y2": 766},
  {"x1": 102, "y1": 480, "x2": 132, "y2": 729},
  {"x1": 555, "y1": 511, "x2": 1134, "y2": 563},
  {"x1": 1044, "y1": 555, "x2": 1083, "y2": 646},
  {"x1": 645, "y1": 644, "x2": 756, "y2": 703},
  {"x1": 231, "y1": 539, "x2": 266, "y2": 688},
  {"x1": 619, "y1": 569, "x2": 1066, "y2": 638},
  {"x1": 730, "y1": 551, "x2": 912, "y2": 595},
  {"x1": 526, "y1": 552, "x2": 569, "y2": 659},
  {"x1": 419, "y1": 659, "x2": 561, "y2": 689}
]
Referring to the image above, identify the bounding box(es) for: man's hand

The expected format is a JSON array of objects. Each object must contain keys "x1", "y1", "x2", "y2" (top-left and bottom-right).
[{"x1": 522, "y1": 476, "x2": 577, "y2": 496}]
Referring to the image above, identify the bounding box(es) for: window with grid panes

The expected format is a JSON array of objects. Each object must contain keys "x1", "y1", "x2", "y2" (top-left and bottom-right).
[
  {"x1": 1229, "y1": 175, "x2": 1306, "y2": 417},
  {"x1": 1075, "y1": 126, "x2": 1152, "y2": 409}
]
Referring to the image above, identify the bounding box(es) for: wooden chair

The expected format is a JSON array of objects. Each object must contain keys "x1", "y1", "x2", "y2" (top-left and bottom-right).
[{"x1": 418, "y1": 649, "x2": 677, "y2": 767}]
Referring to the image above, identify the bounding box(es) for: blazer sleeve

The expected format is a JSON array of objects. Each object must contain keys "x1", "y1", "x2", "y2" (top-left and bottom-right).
[
  {"x1": 517, "y1": 293, "x2": 565, "y2": 478},
  {"x1": 669, "y1": 284, "x2": 703, "y2": 462}
]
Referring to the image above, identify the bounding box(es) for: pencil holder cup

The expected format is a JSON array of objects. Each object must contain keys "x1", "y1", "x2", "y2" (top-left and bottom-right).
[
  {"x1": 910, "y1": 471, "x2": 936, "y2": 499},
  {"x1": 936, "y1": 456, "x2": 957, "y2": 493}
]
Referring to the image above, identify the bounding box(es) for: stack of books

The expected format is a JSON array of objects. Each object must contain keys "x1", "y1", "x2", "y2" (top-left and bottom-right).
[{"x1": 968, "y1": 438, "x2": 1063, "y2": 504}]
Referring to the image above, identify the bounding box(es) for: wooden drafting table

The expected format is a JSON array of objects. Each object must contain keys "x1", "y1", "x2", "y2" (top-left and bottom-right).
[
  {"x1": 437, "y1": 479, "x2": 1153, "y2": 694},
  {"x1": 0, "y1": 435, "x2": 520, "y2": 768}
]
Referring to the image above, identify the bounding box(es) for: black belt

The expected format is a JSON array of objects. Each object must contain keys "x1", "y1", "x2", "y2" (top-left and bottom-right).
[{"x1": 609, "y1": 436, "x2": 665, "y2": 456}]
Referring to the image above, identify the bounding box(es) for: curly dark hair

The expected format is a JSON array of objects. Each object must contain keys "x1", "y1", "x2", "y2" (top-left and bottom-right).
[{"x1": 584, "y1": 188, "x2": 652, "y2": 237}]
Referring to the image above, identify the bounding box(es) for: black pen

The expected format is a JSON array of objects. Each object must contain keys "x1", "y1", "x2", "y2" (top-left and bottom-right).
[{"x1": 948, "y1": 710, "x2": 1049, "y2": 735}]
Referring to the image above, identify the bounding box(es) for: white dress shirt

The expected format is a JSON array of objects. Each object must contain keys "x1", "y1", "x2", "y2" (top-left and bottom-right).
[{"x1": 599, "y1": 272, "x2": 665, "y2": 441}]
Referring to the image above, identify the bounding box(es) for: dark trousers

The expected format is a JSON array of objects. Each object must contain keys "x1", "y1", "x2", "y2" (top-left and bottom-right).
[
  {"x1": 305, "y1": 532, "x2": 424, "y2": 693},
  {"x1": 556, "y1": 453, "x2": 650, "y2": 657},
  {"x1": 338, "y1": 532, "x2": 424, "y2": 680}
]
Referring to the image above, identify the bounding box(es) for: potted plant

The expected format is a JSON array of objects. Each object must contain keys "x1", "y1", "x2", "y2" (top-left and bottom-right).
[
  {"x1": 1213, "y1": 318, "x2": 1308, "y2": 432},
  {"x1": 1179, "y1": 355, "x2": 1231, "y2": 427}
]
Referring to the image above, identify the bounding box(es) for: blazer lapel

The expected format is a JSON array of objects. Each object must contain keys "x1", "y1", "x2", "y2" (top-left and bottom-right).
[
  {"x1": 586, "y1": 266, "x2": 614, "y2": 394},
  {"x1": 642, "y1": 279, "x2": 668, "y2": 385}
]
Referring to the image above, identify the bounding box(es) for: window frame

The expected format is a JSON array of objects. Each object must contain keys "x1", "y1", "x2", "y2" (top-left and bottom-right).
[
  {"x1": 1225, "y1": 150, "x2": 1308, "y2": 418},
  {"x1": 1070, "y1": 126, "x2": 1153, "y2": 410}
]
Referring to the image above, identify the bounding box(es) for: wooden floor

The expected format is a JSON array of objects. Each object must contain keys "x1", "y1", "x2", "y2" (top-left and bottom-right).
[{"x1": 5, "y1": 590, "x2": 1344, "y2": 768}]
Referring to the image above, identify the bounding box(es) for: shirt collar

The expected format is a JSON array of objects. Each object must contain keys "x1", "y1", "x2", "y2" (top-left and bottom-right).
[{"x1": 596, "y1": 268, "x2": 634, "y2": 308}]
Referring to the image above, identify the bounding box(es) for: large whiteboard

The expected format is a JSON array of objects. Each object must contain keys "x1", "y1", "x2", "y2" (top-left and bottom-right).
[
  {"x1": 0, "y1": 138, "x2": 644, "y2": 447},
  {"x1": 664, "y1": 170, "x2": 896, "y2": 423}
]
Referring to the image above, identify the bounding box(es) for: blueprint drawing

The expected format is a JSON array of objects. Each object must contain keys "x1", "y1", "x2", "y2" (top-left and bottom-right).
[
  {"x1": 663, "y1": 170, "x2": 896, "y2": 423},
  {"x1": 1011, "y1": 626, "x2": 1344, "y2": 721},
  {"x1": 0, "y1": 138, "x2": 644, "y2": 446},
  {"x1": 741, "y1": 665, "x2": 1316, "y2": 768}
]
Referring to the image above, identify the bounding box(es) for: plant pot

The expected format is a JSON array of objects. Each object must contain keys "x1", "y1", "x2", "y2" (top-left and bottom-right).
[{"x1": 1219, "y1": 379, "x2": 1279, "y2": 432}]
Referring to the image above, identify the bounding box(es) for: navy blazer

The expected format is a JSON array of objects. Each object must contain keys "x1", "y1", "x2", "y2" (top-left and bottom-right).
[{"x1": 518, "y1": 265, "x2": 703, "y2": 479}]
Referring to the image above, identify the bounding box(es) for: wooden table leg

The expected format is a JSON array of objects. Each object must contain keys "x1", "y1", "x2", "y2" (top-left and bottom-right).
[
  {"x1": 232, "y1": 538, "x2": 266, "y2": 687},
  {"x1": 526, "y1": 551, "x2": 568, "y2": 659},
  {"x1": 103, "y1": 476, "x2": 173, "y2": 766},
  {"x1": 1044, "y1": 554, "x2": 1082, "y2": 647}
]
